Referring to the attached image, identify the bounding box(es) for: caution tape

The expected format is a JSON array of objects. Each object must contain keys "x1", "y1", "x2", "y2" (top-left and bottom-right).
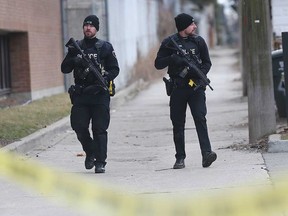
[{"x1": 1, "y1": 150, "x2": 288, "y2": 216}]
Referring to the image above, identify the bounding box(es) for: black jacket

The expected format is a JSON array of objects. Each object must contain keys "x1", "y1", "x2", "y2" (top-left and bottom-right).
[
  {"x1": 61, "y1": 37, "x2": 119, "y2": 105},
  {"x1": 154, "y1": 33, "x2": 211, "y2": 80},
  {"x1": 61, "y1": 37, "x2": 119, "y2": 86}
]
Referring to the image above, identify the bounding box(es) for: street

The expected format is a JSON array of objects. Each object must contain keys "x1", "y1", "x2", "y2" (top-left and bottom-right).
[{"x1": 0, "y1": 48, "x2": 277, "y2": 216}]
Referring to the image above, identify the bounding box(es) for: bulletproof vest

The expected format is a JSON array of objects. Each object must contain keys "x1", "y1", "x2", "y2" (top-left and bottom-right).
[
  {"x1": 172, "y1": 34, "x2": 202, "y2": 66},
  {"x1": 74, "y1": 39, "x2": 116, "y2": 96},
  {"x1": 74, "y1": 39, "x2": 104, "y2": 85},
  {"x1": 78, "y1": 39, "x2": 105, "y2": 66},
  {"x1": 166, "y1": 34, "x2": 202, "y2": 79}
]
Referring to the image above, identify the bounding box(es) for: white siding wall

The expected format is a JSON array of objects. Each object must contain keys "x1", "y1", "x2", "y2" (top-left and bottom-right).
[
  {"x1": 271, "y1": 0, "x2": 288, "y2": 37},
  {"x1": 198, "y1": 4, "x2": 216, "y2": 47},
  {"x1": 272, "y1": 0, "x2": 288, "y2": 37},
  {"x1": 107, "y1": 0, "x2": 159, "y2": 88}
]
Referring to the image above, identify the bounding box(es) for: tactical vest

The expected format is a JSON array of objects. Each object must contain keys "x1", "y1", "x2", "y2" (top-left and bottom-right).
[{"x1": 77, "y1": 39, "x2": 115, "y2": 96}]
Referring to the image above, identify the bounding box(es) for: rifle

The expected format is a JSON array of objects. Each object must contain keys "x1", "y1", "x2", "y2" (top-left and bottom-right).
[
  {"x1": 65, "y1": 37, "x2": 108, "y2": 91},
  {"x1": 169, "y1": 36, "x2": 213, "y2": 91}
]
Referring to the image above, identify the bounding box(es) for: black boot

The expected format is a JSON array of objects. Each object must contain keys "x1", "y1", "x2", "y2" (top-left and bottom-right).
[
  {"x1": 202, "y1": 151, "x2": 217, "y2": 168},
  {"x1": 173, "y1": 158, "x2": 185, "y2": 169},
  {"x1": 85, "y1": 154, "x2": 95, "y2": 170},
  {"x1": 95, "y1": 163, "x2": 106, "y2": 173}
]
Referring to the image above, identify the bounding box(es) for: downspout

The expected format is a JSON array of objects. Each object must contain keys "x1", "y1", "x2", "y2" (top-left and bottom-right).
[
  {"x1": 105, "y1": 0, "x2": 109, "y2": 41},
  {"x1": 60, "y1": 0, "x2": 69, "y2": 91}
]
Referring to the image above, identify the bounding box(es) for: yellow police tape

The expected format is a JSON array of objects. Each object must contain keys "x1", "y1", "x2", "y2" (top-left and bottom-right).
[{"x1": 0, "y1": 150, "x2": 288, "y2": 216}]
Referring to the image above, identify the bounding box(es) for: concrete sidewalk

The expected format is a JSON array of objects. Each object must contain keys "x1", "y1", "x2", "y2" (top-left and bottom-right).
[{"x1": 1, "y1": 47, "x2": 287, "y2": 216}]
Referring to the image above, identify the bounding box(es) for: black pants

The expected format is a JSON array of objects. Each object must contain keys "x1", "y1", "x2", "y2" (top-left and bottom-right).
[
  {"x1": 70, "y1": 103, "x2": 110, "y2": 165},
  {"x1": 170, "y1": 87, "x2": 212, "y2": 159}
]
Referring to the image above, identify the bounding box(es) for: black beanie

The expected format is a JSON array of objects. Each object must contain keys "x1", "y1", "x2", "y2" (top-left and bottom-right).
[
  {"x1": 83, "y1": 15, "x2": 99, "y2": 31},
  {"x1": 174, "y1": 13, "x2": 195, "y2": 32}
]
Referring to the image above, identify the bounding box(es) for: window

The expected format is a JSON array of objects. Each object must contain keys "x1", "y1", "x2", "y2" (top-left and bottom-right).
[{"x1": 0, "y1": 35, "x2": 11, "y2": 95}]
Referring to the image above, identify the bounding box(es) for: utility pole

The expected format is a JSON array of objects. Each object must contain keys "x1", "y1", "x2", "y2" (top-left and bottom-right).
[{"x1": 241, "y1": 0, "x2": 276, "y2": 143}]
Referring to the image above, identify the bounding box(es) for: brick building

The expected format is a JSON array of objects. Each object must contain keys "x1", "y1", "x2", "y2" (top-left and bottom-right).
[{"x1": 0, "y1": 0, "x2": 64, "y2": 103}]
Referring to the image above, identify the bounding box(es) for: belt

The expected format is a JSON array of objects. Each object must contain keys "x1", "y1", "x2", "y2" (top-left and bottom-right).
[{"x1": 173, "y1": 78, "x2": 196, "y2": 88}]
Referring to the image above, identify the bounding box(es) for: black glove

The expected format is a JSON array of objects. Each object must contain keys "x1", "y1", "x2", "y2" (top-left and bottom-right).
[
  {"x1": 195, "y1": 79, "x2": 209, "y2": 90},
  {"x1": 103, "y1": 75, "x2": 110, "y2": 86},
  {"x1": 68, "y1": 46, "x2": 78, "y2": 54},
  {"x1": 170, "y1": 54, "x2": 187, "y2": 67},
  {"x1": 188, "y1": 66, "x2": 198, "y2": 76}
]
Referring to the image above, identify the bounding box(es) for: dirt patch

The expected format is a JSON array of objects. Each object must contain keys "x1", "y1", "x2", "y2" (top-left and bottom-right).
[
  {"x1": 225, "y1": 124, "x2": 288, "y2": 153},
  {"x1": 226, "y1": 136, "x2": 269, "y2": 153}
]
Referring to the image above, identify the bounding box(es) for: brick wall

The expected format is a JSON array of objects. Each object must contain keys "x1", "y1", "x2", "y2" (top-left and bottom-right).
[{"x1": 0, "y1": 0, "x2": 64, "y2": 100}]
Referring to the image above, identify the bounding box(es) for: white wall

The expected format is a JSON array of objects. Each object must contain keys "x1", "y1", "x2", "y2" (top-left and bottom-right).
[
  {"x1": 198, "y1": 4, "x2": 216, "y2": 47},
  {"x1": 175, "y1": 1, "x2": 213, "y2": 48},
  {"x1": 107, "y1": 0, "x2": 159, "y2": 89},
  {"x1": 272, "y1": 0, "x2": 288, "y2": 37}
]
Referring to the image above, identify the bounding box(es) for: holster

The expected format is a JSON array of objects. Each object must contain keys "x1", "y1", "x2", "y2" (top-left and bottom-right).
[
  {"x1": 68, "y1": 85, "x2": 83, "y2": 104},
  {"x1": 163, "y1": 77, "x2": 173, "y2": 96}
]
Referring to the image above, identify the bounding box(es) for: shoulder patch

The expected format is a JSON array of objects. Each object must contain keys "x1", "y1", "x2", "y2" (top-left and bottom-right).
[{"x1": 112, "y1": 50, "x2": 117, "y2": 58}]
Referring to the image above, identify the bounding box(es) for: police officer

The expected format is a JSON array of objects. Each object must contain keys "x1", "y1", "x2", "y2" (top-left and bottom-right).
[
  {"x1": 61, "y1": 15, "x2": 119, "y2": 173},
  {"x1": 154, "y1": 13, "x2": 216, "y2": 169}
]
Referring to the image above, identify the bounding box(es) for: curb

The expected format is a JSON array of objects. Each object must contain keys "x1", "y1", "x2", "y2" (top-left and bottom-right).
[{"x1": 267, "y1": 134, "x2": 288, "y2": 153}]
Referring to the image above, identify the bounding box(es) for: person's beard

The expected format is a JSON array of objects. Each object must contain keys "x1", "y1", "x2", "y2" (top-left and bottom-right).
[
  {"x1": 84, "y1": 30, "x2": 96, "y2": 39},
  {"x1": 188, "y1": 30, "x2": 196, "y2": 36}
]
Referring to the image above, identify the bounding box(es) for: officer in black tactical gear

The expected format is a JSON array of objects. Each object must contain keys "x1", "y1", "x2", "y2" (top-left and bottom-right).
[
  {"x1": 154, "y1": 13, "x2": 217, "y2": 169},
  {"x1": 61, "y1": 15, "x2": 119, "y2": 173}
]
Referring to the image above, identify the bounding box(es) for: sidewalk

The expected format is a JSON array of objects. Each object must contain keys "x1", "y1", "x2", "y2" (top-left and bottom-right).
[{"x1": 1, "y1": 47, "x2": 287, "y2": 216}]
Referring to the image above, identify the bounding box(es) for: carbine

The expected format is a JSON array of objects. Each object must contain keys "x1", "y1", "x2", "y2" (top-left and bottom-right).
[
  {"x1": 169, "y1": 36, "x2": 213, "y2": 91},
  {"x1": 65, "y1": 37, "x2": 108, "y2": 91}
]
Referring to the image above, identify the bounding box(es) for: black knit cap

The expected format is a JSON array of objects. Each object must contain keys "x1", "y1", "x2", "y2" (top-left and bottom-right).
[
  {"x1": 83, "y1": 15, "x2": 99, "y2": 31},
  {"x1": 174, "y1": 13, "x2": 195, "y2": 32}
]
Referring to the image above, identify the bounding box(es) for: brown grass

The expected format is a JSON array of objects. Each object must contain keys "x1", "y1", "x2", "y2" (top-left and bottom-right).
[
  {"x1": 128, "y1": 47, "x2": 166, "y2": 85},
  {"x1": 0, "y1": 93, "x2": 71, "y2": 147}
]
